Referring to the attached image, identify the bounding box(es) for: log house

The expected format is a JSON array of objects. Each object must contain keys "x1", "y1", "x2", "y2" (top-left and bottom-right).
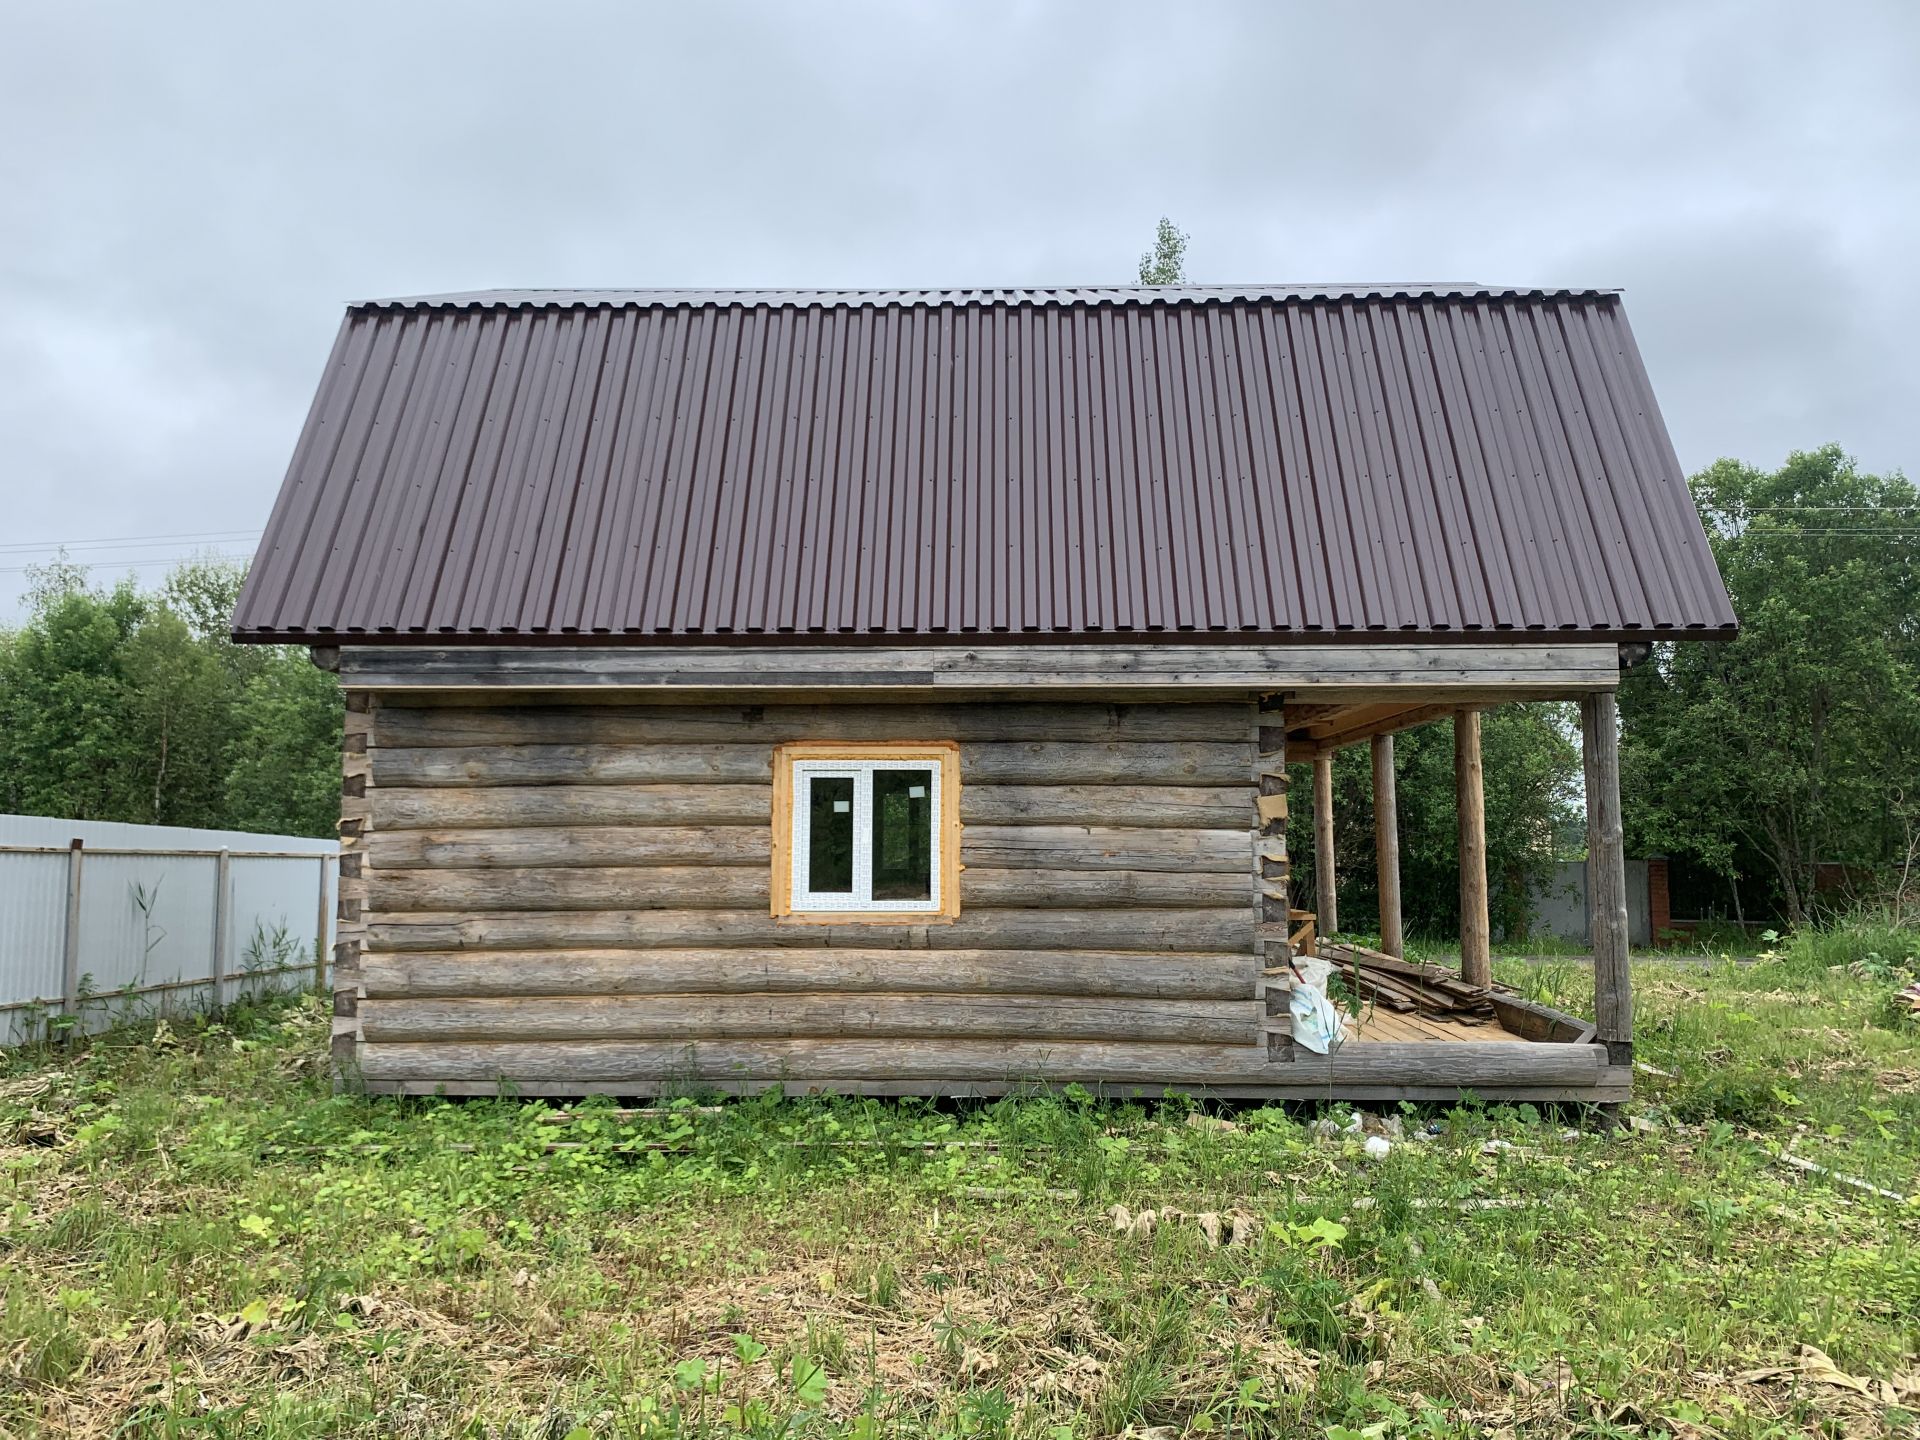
[{"x1": 232, "y1": 284, "x2": 1736, "y2": 1103}]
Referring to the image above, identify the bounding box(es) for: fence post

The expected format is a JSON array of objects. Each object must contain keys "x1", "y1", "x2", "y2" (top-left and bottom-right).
[
  {"x1": 61, "y1": 839, "x2": 84, "y2": 1036},
  {"x1": 315, "y1": 855, "x2": 331, "y2": 994},
  {"x1": 211, "y1": 848, "x2": 232, "y2": 1011}
]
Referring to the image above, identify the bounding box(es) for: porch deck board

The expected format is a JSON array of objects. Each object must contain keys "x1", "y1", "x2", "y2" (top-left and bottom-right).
[{"x1": 1343, "y1": 1007, "x2": 1531, "y2": 1045}]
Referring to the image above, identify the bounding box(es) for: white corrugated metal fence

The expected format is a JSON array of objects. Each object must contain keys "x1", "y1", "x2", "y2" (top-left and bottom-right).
[{"x1": 0, "y1": 815, "x2": 336, "y2": 1047}]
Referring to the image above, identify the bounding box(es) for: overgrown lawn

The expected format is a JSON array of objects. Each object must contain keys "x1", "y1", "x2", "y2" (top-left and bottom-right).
[{"x1": 1, "y1": 945, "x2": 1916, "y2": 1438}]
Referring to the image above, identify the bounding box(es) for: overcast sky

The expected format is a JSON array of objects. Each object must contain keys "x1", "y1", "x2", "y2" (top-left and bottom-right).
[{"x1": 2, "y1": 1, "x2": 1914, "y2": 618}]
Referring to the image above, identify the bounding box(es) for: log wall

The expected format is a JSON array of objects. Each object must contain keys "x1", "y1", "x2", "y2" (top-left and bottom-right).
[{"x1": 341, "y1": 696, "x2": 1269, "y2": 1094}]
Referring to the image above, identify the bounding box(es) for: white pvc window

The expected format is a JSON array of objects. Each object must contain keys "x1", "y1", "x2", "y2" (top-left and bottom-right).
[{"x1": 789, "y1": 758, "x2": 942, "y2": 913}]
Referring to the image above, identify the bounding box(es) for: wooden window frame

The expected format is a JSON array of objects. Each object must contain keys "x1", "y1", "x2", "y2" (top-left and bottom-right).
[{"x1": 771, "y1": 741, "x2": 960, "y2": 924}]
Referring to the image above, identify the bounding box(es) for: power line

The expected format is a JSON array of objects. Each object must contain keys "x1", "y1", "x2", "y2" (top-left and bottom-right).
[
  {"x1": 0, "y1": 528, "x2": 261, "y2": 554},
  {"x1": 0, "y1": 550, "x2": 256, "y2": 577}
]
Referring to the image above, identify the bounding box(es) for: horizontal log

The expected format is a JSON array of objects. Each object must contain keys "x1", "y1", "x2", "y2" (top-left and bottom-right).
[
  {"x1": 359, "y1": 993, "x2": 1262, "y2": 1045},
  {"x1": 371, "y1": 865, "x2": 1245, "y2": 913},
  {"x1": 360, "y1": 1074, "x2": 1634, "y2": 1102},
  {"x1": 355, "y1": 1037, "x2": 1271, "y2": 1083},
  {"x1": 963, "y1": 785, "x2": 1249, "y2": 828},
  {"x1": 368, "y1": 824, "x2": 1247, "y2": 874},
  {"x1": 365, "y1": 906, "x2": 1256, "y2": 954},
  {"x1": 371, "y1": 740, "x2": 1253, "y2": 789},
  {"x1": 373, "y1": 744, "x2": 769, "y2": 788},
  {"x1": 1488, "y1": 992, "x2": 1596, "y2": 1044},
  {"x1": 370, "y1": 782, "x2": 1250, "y2": 832},
  {"x1": 961, "y1": 825, "x2": 1251, "y2": 873},
  {"x1": 1281, "y1": 1040, "x2": 1605, "y2": 1087},
  {"x1": 964, "y1": 867, "x2": 1251, "y2": 908},
  {"x1": 371, "y1": 785, "x2": 771, "y2": 830},
  {"x1": 359, "y1": 948, "x2": 1260, "y2": 1000},
  {"x1": 341, "y1": 643, "x2": 1620, "y2": 694},
  {"x1": 965, "y1": 741, "x2": 1250, "y2": 785},
  {"x1": 372, "y1": 701, "x2": 1256, "y2": 748},
  {"x1": 368, "y1": 825, "x2": 771, "y2": 871},
  {"x1": 370, "y1": 867, "x2": 767, "y2": 913},
  {"x1": 364, "y1": 821, "x2": 1244, "y2": 879}
]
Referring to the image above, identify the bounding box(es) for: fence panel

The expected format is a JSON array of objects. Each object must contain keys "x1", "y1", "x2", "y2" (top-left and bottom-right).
[
  {"x1": 0, "y1": 815, "x2": 337, "y2": 1047},
  {"x1": 0, "y1": 850, "x2": 69, "y2": 1047},
  {"x1": 1526, "y1": 858, "x2": 1652, "y2": 948}
]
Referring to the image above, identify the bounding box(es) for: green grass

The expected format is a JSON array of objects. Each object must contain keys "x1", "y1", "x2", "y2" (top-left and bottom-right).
[{"x1": 1, "y1": 939, "x2": 1917, "y2": 1438}]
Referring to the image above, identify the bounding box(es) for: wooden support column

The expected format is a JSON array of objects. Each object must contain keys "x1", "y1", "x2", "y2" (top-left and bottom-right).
[
  {"x1": 1371, "y1": 733, "x2": 1403, "y2": 958},
  {"x1": 1312, "y1": 752, "x2": 1338, "y2": 936},
  {"x1": 1582, "y1": 691, "x2": 1633, "y2": 1065},
  {"x1": 1455, "y1": 710, "x2": 1491, "y2": 987}
]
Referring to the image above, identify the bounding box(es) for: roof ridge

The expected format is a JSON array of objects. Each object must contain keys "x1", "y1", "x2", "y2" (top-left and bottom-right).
[{"x1": 352, "y1": 282, "x2": 1623, "y2": 312}]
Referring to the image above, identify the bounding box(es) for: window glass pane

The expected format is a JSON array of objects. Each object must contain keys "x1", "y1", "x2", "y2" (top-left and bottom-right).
[
  {"x1": 871, "y1": 768, "x2": 933, "y2": 901},
  {"x1": 807, "y1": 776, "x2": 854, "y2": 894}
]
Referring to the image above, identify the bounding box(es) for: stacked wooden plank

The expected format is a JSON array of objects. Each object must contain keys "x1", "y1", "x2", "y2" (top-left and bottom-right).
[{"x1": 1318, "y1": 942, "x2": 1498, "y2": 1023}]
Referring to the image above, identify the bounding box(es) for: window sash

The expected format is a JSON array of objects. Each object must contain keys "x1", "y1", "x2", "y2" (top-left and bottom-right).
[{"x1": 789, "y1": 758, "x2": 942, "y2": 913}]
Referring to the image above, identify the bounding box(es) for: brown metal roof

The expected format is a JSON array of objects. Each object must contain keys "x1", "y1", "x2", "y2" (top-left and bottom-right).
[{"x1": 232, "y1": 285, "x2": 1735, "y2": 643}]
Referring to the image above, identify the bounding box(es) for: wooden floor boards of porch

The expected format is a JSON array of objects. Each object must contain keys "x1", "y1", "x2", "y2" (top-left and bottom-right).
[{"x1": 1340, "y1": 1007, "x2": 1530, "y2": 1045}]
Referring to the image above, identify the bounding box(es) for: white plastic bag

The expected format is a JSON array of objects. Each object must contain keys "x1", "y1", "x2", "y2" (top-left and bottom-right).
[
  {"x1": 1288, "y1": 977, "x2": 1346, "y2": 1054},
  {"x1": 1292, "y1": 956, "x2": 1336, "y2": 993}
]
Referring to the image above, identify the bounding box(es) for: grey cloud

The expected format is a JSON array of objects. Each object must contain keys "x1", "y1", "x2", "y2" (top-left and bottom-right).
[{"x1": 2, "y1": 0, "x2": 1914, "y2": 613}]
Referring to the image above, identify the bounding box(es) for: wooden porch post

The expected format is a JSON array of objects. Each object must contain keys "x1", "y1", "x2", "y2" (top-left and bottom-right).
[
  {"x1": 1455, "y1": 710, "x2": 1491, "y2": 987},
  {"x1": 1582, "y1": 691, "x2": 1633, "y2": 1065},
  {"x1": 1371, "y1": 733, "x2": 1403, "y2": 958},
  {"x1": 1312, "y1": 752, "x2": 1338, "y2": 936}
]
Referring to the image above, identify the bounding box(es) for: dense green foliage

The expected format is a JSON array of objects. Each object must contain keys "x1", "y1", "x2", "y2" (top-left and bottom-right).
[
  {"x1": 1289, "y1": 705, "x2": 1581, "y2": 942},
  {"x1": 1136, "y1": 217, "x2": 1189, "y2": 285},
  {"x1": 2, "y1": 929, "x2": 1915, "y2": 1436},
  {"x1": 1621, "y1": 447, "x2": 1920, "y2": 923},
  {"x1": 0, "y1": 560, "x2": 342, "y2": 838}
]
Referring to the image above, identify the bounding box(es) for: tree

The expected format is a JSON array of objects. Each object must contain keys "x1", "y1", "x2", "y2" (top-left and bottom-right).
[
  {"x1": 121, "y1": 607, "x2": 229, "y2": 825},
  {"x1": 0, "y1": 572, "x2": 152, "y2": 822},
  {"x1": 1137, "y1": 217, "x2": 1189, "y2": 285},
  {"x1": 224, "y1": 651, "x2": 345, "y2": 837},
  {"x1": 1620, "y1": 447, "x2": 1920, "y2": 924},
  {"x1": 0, "y1": 558, "x2": 344, "y2": 838}
]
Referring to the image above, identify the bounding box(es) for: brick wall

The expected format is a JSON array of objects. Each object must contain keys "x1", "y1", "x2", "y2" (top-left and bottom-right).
[{"x1": 1647, "y1": 857, "x2": 1672, "y2": 945}]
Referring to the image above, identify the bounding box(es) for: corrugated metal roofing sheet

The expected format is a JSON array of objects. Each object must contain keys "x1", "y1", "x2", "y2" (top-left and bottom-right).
[{"x1": 232, "y1": 285, "x2": 1736, "y2": 643}]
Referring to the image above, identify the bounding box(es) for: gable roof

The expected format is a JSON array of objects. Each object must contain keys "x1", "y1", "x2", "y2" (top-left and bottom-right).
[{"x1": 231, "y1": 284, "x2": 1735, "y2": 644}]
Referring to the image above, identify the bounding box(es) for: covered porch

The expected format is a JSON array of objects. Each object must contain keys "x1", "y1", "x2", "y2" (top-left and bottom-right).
[{"x1": 1254, "y1": 682, "x2": 1635, "y2": 1105}]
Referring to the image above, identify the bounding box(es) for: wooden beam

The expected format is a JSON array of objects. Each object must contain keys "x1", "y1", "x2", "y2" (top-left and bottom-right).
[
  {"x1": 1295, "y1": 701, "x2": 1412, "y2": 740},
  {"x1": 359, "y1": 993, "x2": 1264, "y2": 1046},
  {"x1": 337, "y1": 642, "x2": 1623, "y2": 696},
  {"x1": 1281, "y1": 1040, "x2": 1607, "y2": 1088},
  {"x1": 358, "y1": 1075, "x2": 1634, "y2": 1102},
  {"x1": 1455, "y1": 710, "x2": 1490, "y2": 987},
  {"x1": 1305, "y1": 702, "x2": 1458, "y2": 753},
  {"x1": 357, "y1": 1037, "x2": 1272, "y2": 1084},
  {"x1": 1583, "y1": 691, "x2": 1633, "y2": 1065},
  {"x1": 359, "y1": 948, "x2": 1261, "y2": 1001},
  {"x1": 1371, "y1": 733, "x2": 1403, "y2": 958},
  {"x1": 1312, "y1": 752, "x2": 1338, "y2": 935}
]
